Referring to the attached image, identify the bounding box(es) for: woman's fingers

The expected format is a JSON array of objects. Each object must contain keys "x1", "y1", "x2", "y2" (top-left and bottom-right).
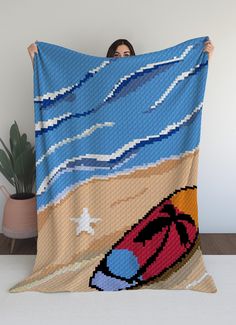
[
  {"x1": 204, "y1": 40, "x2": 214, "y2": 52},
  {"x1": 203, "y1": 40, "x2": 214, "y2": 60},
  {"x1": 27, "y1": 42, "x2": 38, "y2": 64},
  {"x1": 27, "y1": 43, "x2": 38, "y2": 53},
  {"x1": 34, "y1": 43, "x2": 38, "y2": 53}
]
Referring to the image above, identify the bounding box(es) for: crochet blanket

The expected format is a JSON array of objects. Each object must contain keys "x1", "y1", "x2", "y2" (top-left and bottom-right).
[{"x1": 9, "y1": 36, "x2": 217, "y2": 293}]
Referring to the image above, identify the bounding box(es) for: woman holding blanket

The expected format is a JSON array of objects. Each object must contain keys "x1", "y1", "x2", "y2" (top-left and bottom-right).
[{"x1": 27, "y1": 38, "x2": 214, "y2": 64}]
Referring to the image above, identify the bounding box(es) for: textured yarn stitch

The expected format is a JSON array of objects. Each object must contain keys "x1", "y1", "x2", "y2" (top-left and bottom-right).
[{"x1": 9, "y1": 36, "x2": 217, "y2": 293}]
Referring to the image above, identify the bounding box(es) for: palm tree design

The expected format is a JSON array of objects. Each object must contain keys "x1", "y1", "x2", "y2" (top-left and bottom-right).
[
  {"x1": 133, "y1": 202, "x2": 197, "y2": 279},
  {"x1": 134, "y1": 202, "x2": 196, "y2": 246}
]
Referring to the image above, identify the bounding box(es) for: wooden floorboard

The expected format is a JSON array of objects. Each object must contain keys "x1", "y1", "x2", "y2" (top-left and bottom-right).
[
  {"x1": 200, "y1": 234, "x2": 236, "y2": 254},
  {"x1": 0, "y1": 233, "x2": 236, "y2": 255}
]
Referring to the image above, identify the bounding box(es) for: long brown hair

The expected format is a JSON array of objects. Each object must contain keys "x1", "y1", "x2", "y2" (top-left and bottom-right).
[{"x1": 106, "y1": 39, "x2": 136, "y2": 58}]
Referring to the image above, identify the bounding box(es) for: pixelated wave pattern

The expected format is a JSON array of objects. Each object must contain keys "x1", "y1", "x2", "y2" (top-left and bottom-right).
[{"x1": 8, "y1": 36, "x2": 217, "y2": 294}]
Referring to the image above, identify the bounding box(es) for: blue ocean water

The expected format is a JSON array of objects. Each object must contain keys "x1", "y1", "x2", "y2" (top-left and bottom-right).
[{"x1": 33, "y1": 36, "x2": 209, "y2": 210}]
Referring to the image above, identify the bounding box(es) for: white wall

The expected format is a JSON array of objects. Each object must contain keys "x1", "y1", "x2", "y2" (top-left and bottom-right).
[{"x1": 0, "y1": 0, "x2": 235, "y2": 233}]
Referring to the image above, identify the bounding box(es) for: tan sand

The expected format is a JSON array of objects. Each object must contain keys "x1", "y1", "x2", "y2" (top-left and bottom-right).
[{"x1": 8, "y1": 148, "x2": 217, "y2": 293}]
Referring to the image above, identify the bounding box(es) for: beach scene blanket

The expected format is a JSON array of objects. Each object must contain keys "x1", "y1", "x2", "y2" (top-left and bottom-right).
[{"x1": 9, "y1": 36, "x2": 217, "y2": 293}]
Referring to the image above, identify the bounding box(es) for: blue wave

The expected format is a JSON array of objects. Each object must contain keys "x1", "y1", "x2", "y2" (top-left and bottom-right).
[{"x1": 33, "y1": 35, "x2": 209, "y2": 210}]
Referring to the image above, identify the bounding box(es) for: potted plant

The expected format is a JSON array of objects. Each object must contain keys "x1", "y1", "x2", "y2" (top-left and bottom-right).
[{"x1": 0, "y1": 121, "x2": 37, "y2": 252}]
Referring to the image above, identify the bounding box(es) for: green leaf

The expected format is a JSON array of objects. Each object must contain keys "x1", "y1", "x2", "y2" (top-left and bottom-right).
[
  {"x1": 14, "y1": 148, "x2": 35, "y2": 183},
  {"x1": 10, "y1": 121, "x2": 22, "y2": 158},
  {"x1": 0, "y1": 121, "x2": 35, "y2": 193},
  {"x1": 0, "y1": 137, "x2": 13, "y2": 163},
  {"x1": 0, "y1": 149, "x2": 14, "y2": 185},
  {"x1": 21, "y1": 133, "x2": 27, "y2": 144},
  {"x1": 0, "y1": 165, "x2": 15, "y2": 186}
]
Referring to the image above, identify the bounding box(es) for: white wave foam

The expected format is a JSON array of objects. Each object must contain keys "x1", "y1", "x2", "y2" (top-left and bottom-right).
[
  {"x1": 34, "y1": 60, "x2": 110, "y2": 102},
  {"x1": 37, "y1": 102, "x2": 202, "y2": 196},
  {"x1": 36, "y1": 122, "x2": 115, "y2": 166},
  {"x1": 37, "y1": 145, "x2": 199, "y2": 213},
  {"x1": 103, "y1": 44, "x2": 194, "y2": 102}
]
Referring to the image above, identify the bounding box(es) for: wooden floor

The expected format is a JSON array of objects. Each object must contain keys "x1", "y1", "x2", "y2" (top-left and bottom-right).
[{"x1": 0, "y1": 233, "x2": 236, "y2": 255}]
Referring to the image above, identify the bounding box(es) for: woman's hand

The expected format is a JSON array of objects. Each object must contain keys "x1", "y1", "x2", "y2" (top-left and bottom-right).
[
  {"x1": 203, "y1": 39, "x2": 214, "y2": 60},
  {"x1": 27, "y1": 40, "x2": 38, "y2": 66}
]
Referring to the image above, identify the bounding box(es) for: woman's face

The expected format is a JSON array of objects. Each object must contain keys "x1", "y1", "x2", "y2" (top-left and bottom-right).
[{"x1": 113, "y1": 44, "x2": 131, "y2": 57}]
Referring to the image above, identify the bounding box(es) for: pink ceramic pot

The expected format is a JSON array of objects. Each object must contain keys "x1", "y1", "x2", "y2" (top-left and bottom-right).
[{"x1": 1, "y1": 185, "x2": 37, "y2": 239}]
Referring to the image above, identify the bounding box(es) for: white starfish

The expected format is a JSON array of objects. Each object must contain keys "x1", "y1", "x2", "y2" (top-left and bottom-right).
[{"x1": 70, "y1": 207, "x2": 101, "y2": 236}]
